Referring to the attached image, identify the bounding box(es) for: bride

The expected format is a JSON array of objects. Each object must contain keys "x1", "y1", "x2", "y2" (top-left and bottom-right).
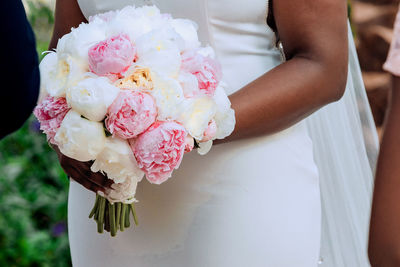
[{"x1": 50, "y1": 0, "x2": 378, "y2": 266}]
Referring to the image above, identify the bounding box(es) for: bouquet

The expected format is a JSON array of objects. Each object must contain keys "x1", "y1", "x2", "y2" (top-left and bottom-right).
[{"x1": 34, "y1": 5, "x2": 235, "y2": 236}]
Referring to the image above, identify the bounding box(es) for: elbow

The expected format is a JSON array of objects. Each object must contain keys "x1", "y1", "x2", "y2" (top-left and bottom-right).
[
  {"x1": 315, "y1": 59, "x2": 347, "y2": 104},
  {"x1": 325, "y1": 56, "x2": 348, "y2": 103},
  {"x1": 330, "y1": 70, "x2": 347, "y2": 102}
]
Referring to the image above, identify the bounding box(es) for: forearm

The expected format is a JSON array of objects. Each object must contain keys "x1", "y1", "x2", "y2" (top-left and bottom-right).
[
  {"x1": 369, "y1": 77, "x2": 400, "y2": 267},
  {"x1": 223, "y1": 54, "x2": 347, "y2": 142}
]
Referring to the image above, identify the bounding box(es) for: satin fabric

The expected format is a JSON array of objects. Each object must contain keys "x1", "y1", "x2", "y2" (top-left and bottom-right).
[{"x1": 70, "y1": 0, "x2": 323, "y2": 266}]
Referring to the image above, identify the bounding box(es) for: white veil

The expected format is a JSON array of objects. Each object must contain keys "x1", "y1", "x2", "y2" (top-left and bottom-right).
[{"x1": 305, "y1": 23, "x2": 379, "y2": 266}]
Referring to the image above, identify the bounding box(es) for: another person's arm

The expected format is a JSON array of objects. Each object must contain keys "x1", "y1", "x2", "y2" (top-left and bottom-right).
[
  {"x1": 369, "y1": 7, "x2": 400, "y2": 266},
  {"x1": 0, "y1": 0, "x2": 40, "y2": 139},
  {"x1": 369, "y1": 76, "x2": 400, "y2": 267}
]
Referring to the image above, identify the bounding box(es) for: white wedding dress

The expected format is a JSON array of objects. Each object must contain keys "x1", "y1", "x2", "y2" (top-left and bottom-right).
[{"x1": 68, "y1": 0, "x2": 378, "y2": 266}]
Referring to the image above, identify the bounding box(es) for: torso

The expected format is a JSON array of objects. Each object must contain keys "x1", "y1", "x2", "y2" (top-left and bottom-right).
[{"x1": 69, "y1": 1, "x2": 321, "y2": 266}]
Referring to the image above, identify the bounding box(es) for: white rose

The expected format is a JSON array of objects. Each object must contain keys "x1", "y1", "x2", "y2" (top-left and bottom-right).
[
  {"x1": 66, "y1": 77, "x2": 120, "y2": 121},
  {"x1": 39, "y1": 52, "x2": 86, "y2": 98},
  {"x1": 91, "y1": 137, "x2": 144, "y2": 184},
  {"x1": 171, "y1": 19, "x2": 200, "y2": 51},
  {"x1": 135, "y1": 28, "x2": 183, "y2": 77},
  {"x1": 178, "y1": 97, "x2": 217, "y2": 140},
  {"x1": 149, "y1": 72, "x2": 185, "y2": 120},
  {"x1": 213, "y1": 82, "x2": 236, "y2": 139},
  {"x1": 54, "y1": 110, "x2": 106, "y2": 161}
]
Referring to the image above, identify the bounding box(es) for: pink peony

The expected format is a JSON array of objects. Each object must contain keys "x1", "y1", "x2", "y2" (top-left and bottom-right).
[
  {"x1": 131, "y1": 121, "x2": 187, "y2": 184},
  {"x1": 88, "y1": 34, "x2": 136, "y2": 79},
  {"x1": 106, "y1": 90, "x2": 157, "y2": 139},
  {"x1": 184, "y1": 135, "x2": 194, "y2": 153},
  {"x1": 181, "y1": 50, "x2": 222, "y2": 97},
  {"x1": 33, "y1": 96, "x2": 70, "y2": 144},
  {"x1": 202, "y1": 119, "x2": 217, "y2": 142}
]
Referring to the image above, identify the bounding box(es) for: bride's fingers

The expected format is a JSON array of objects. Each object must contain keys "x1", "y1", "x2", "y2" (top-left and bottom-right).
[
  {"x1": 67, "y1": 163, "x2": 108, "y2": 193},
  {"x1": 65, "y1": 165, "x2": 106, "y2": 193}
]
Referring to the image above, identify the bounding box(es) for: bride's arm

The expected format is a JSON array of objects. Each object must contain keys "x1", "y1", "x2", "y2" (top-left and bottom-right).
[
  {"x1": 49, "y1": 0, "x2": 87, "y2": 50},
  {"x1": 224, "y1": 0, "x2": 348, "y2": 142}
]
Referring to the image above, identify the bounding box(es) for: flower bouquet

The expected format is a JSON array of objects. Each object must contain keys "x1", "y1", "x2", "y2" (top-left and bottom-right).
[{"x1": 34, "y1": 5, "x2": 235, "y2": 236}]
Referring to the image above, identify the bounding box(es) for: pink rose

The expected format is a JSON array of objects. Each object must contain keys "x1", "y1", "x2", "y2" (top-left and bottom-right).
[
  {"x1": 181, "y1": 50, "x2": 222, "y2": 97},
  {"x1": 88, "y1": 34, "x2": 136, "y2": 79},
  {"x1": 106, "y1": 90, "x2": 157, "y2": 139},
  {"x1": 131, "y1": 121, "x2": 187, "y2": 184},
  {"x1": 33, "y1": 96, "x2": 70, "y2": 144},
  {"x1": 202, "y1": 119, "x2": 217, "y2": 142}
]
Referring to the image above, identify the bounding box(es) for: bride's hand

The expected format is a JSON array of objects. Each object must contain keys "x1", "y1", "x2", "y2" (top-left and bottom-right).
[{"x1": 52, "y1": 145, "x2": 113, "y2": 193}]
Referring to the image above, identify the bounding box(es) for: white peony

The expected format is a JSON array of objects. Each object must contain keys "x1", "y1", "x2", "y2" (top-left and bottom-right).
[
  {"x1": 178, "y1": 97, "x2": 217, "y2": 140},
  {"x1": 214, "y1": 108, "x2": 235, "y2": 139},
  {"x1": 106, "y1": 177, "x2": 139, "y2": 204},
  {"x1": 197, "y1": 140, "x2": 213, "y2": 155},
  {"x1": 178, "y1": 71, "x2": 199, "y2": 97},
  {"x1": 135, "y1": 27, "x2": 183, "y2": 77},
  {"x1": 56, "y1": 19, "x2": 106, "y2": 65},
  {"x1": 106, "y1": 8, "x2": 152, "y2": 41},
  {"x1": 39, "y1": 52, "x2": 86, "y2": 98},
  {"x1": 212, "y1": 82, "x2": 236, "y2": 139},
  {"x1": 171, "y1": 19, "x2": 200, "y2": 51},
  {"x1": 197, "y1": 46, "x2": 217, "y2": 59},
  {"x1": 148, "y1": 72, "x2": 185, "y2": 120},
  {"x1": 66, "y1": 77, "x2": 120, "y2": 121},
  {"x1": 54, "y1": 110, "x2": 106, "y2": 162},
  {"x1": 91, "y1": 136, "x2": 144, "y2": 184}
]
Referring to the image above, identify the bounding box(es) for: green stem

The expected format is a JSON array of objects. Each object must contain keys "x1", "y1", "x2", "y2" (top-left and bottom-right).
[
  {"x1": 110, "y1": 203, "x2": 116, "y2": 236},
  {"x1": 120, "y1": 204, "x2": 126, "y2": 232},
  {"x1": 125, "y1": 205, "x2": 130, "y2": 228},
  {"x1": 98, "y1": 197, "x2": 106, "y2": 233},
  {"x1": 104, "y1": 203, "x2": 110, "y2": 233},
  {"x1": 116, "y1": 203, "x2": 121, "y2": 231},
  {"x1": 89, "y1": 195, "x2": 100, "y2": 218},
  {"x1": 130, "y1": 203, "x2": 139, "y2": 226}
]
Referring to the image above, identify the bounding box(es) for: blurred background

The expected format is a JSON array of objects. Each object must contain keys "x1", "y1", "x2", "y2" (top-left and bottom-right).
[{"x1": 0, "y1": 0, "x2": 398, "y2": 265}]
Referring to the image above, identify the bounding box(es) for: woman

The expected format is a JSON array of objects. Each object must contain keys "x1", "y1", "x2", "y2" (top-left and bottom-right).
[{"x1": 50, "y1": 0, "x2": 378, "y2": 266}]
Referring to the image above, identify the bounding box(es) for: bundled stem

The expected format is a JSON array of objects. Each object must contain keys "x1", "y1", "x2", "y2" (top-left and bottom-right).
[{"x1": 89, "y1": 194, "x2": 138, "y2": 236}]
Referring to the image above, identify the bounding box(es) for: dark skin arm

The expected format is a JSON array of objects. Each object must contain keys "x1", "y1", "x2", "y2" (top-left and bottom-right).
[
  {"x1": 369, "y1": 76, "x2": 400, "y2": 267},
  {"x1": 224, "y1": 0, "x2": 348, "y2": 142},
  {"x1": 50, "y1": 0, "x2": 348, "y2": 191}
]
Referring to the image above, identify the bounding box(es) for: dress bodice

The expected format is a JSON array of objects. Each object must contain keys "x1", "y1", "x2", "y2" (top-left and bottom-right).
[{"x1": 77, "y1": 0, "x2": 282, "y2": 95}]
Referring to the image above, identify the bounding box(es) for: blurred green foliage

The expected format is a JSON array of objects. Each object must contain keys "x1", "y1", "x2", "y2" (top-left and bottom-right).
[{"x1": 0, "y1": 1, "x2": 72, "y2": 266}]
